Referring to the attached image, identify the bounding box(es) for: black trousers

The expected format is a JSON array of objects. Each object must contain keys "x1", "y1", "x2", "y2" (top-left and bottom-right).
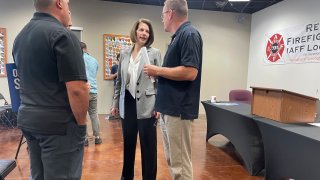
[{"x1": 121, "y1": 90, "x2": 157, "y2": 180}]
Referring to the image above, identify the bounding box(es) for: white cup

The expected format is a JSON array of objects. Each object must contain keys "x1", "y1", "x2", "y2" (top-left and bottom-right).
[{"x1": 210, "y1": 96, "x2": 216, "y2": 103}]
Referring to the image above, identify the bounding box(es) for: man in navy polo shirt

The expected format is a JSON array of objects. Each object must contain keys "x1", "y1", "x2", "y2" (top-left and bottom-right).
[
  {"x1": 12, "y1": 0, "x2": 89, "y2": 179},
  {"x1": 144, "y1": 0, "x2": 203, "y2": 179}
]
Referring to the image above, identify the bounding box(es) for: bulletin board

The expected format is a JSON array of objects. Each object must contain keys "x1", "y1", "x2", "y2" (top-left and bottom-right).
[
  {"x1": 0, "y1": 27, "x2": 7, "y2": 77},
  {"x1": 103, "y1": 34, "x2": 132, "y2": 80}
]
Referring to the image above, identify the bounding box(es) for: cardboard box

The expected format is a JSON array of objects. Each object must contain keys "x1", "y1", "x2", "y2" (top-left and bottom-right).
[{"x1": 251, "y1": 87, "x2": 317, "y2": 123}]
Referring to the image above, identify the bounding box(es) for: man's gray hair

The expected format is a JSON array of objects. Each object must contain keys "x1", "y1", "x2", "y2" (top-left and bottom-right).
[
  {"x1": 164, "y1": 0, "x2": 188, "y2": 17},
  {"x1": 33, "y1": 0, "x2": 54, "y2": 10}
]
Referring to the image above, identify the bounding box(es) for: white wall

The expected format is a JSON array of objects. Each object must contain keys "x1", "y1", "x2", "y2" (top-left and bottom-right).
[
  {"x1": 0, "y1": 0, "x2": 251, "y2": 114},
  {"x1": 248, "y1": 0, "x2": 320, "y2": 97},
  {"x1": 0, "y1": 0, "x2": 34, "y2": 107}
]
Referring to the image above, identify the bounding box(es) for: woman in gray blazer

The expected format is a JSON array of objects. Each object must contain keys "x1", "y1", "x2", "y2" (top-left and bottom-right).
[{"x1": 111, "y1": 18, "x2": 161, "y2": 180}]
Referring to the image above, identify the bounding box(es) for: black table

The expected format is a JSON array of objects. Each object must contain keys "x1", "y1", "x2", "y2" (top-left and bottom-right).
[
  {"x1": 202, "y1": 101, "x2": 265, "y2": 176},
  {"x1": 254, "y1": 116, "x2": 320, "y2": 180},
  {"x1": 202, "y1": 101, "x2": 320, "y2": 180},
  {"x1": 0, "y1": 159, "x2": 16, "y2": 180}
]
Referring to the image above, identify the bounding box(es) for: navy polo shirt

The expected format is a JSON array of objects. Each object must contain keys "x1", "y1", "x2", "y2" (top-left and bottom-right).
[
  {"x1": 155, "y1": 21, "x2": 203, "y2": 120},
  {"x1": 13, "y1": 12, "x2": 87, "y2": 134}
]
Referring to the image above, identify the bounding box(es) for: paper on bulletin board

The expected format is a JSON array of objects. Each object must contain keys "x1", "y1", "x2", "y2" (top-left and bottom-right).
[{"x1": 103, "y1": 34, "x2": 132, "y2": 80}]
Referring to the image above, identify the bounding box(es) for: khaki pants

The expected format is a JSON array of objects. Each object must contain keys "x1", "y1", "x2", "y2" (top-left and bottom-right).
[
  {"x1": 87, "y1": 93, "x2": 100, "y2": 137},
  {"x1": 160, "y1": 114, "x2": 193, "y2": 180}
]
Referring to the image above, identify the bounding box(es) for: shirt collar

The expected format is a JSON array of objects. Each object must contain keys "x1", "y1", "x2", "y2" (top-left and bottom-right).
[
  {"x1": 172, "y1": 21, "x2": 191, "y2": 37},
  {"x1": 170, "y1": 21, "x2": 191, "y2": 44},
  {"x1": 32, "y1": 12, "x2": 62, "y2": 26}
]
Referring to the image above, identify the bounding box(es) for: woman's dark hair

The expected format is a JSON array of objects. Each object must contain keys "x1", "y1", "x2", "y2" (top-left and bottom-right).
[{"x1": 130, "y1": 18, "x2": 154, "y2": 47}]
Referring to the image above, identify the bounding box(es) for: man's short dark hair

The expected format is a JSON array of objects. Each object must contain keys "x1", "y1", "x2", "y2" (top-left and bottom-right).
[
  {"x1": 33, "y1": 0, "x2": 54, "y2": 11},
  {"x1": 80, "y1": 42, "x2": 87, "y2": 50},
  {"x1": 164, "y1": 0, "x2": 188, "y2": 17},
  {"x1": 130, "y1": 18, "x2": 154, "y2": 48}
]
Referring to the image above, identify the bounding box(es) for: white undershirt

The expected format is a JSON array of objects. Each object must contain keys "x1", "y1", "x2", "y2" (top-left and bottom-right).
[{"x1": 127, "y1": 49, "x2": 142, "y2": 99}]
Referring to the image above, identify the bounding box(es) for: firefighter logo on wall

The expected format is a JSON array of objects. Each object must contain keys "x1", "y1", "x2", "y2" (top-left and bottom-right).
[{"x1": 266, "y1": 33, "x2": 285, "y2": 62}]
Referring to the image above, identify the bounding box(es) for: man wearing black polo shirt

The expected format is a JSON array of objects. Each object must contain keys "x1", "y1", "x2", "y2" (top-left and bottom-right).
[
  {"x1": 12, "y1": 0, "x2": 89, "y2": 179},
  {"x1": 144, "y1": 0, "x2": 202, "y2": 179}
]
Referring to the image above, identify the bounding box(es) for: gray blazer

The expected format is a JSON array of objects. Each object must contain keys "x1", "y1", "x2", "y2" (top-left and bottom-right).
[{"x1": 113, "y1": 46, "x2": 161, "y2": 119}]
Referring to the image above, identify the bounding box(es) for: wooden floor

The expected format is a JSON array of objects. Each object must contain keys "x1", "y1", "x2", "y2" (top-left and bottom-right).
[{"x1": 0, "y1": 115, "x2": 263, "y2": 180}]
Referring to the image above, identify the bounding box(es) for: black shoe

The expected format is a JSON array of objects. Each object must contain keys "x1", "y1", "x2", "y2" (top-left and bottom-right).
[
  {"x1": 95, "y1": 137, "x2": 102, "y2": 144},
  {"x1": 107, "y1": 115, "x2": 117, "y2": 120},
  {"x1": 106, "y1": 115, "x2": 119, "y2": 120},
  {"x1": 84, "y1": 139, "x2": 89, "y2": 146}
]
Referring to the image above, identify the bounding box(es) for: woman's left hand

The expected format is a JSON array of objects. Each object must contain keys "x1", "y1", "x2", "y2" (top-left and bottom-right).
[{"x1": 154, "y1": 111, "x2": 160, "y2": 119}]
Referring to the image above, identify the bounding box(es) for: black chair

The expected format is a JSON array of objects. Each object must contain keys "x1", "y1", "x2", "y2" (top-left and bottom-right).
[
  {"x1": 15, "y1": 134, "x2": 26, "y2": 160},
  {"x1": 0, "y1": 95, "x2": 17, "y2": 179},
  {"x1": 0, "y1": 93, "x2": 14, "y2": 128},
  {"x1": 0, "y1": 107, "x2": 13, "y2": 128},
  {"x1": 0, "y1": 93, "x2": 9, "y2": 105},
  {"x1": 0, "y1": 108, "x2": 7, "y2": 126},
  {"x1": 0, "y1": 159, "x2": 16, "y2": 180}
]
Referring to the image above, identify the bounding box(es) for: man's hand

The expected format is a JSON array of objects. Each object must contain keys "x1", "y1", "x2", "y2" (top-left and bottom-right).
[
  {"x1": 144, "y1": 65, "x2": 198, "y2": 81},
  {"x1": 154, "y1": 111, "x2": 160, "y2": 119},
  {"x1": 66, "y1": 81, "x2": 89, "y2": 125},
  {"x1": 111, "y1": 107, "x2": 119, "y2": 117},
  {"x1": 144, "y1": 64, "x2": 160, "y2": 78}
]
